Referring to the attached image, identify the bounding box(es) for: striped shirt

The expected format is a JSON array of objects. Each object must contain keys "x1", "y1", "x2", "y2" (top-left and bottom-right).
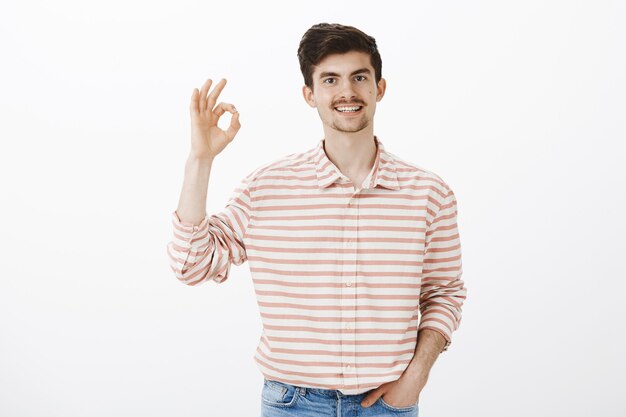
[{"x1": 167, "y1": 136, "x2": 466, "y2": 395}]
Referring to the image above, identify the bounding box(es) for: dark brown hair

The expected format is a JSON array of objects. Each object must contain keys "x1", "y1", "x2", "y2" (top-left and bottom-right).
[{"x1": 297, "y1": 23, "x2": 382, "y2": 90}]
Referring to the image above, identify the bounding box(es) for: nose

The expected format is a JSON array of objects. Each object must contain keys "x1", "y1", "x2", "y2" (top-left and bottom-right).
[{"x1": 337, "y1": 79, "x2": 357, "y2": 101}]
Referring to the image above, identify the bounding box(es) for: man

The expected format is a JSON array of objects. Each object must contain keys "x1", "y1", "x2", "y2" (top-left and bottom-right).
[{"x1": 167, "y1": 23, "x2": 466, "y2": 416}]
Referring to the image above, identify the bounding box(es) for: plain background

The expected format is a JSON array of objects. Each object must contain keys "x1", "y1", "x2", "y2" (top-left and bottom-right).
[{"x1": 1, "y1": 1, "x2": 625, "y2": 416}]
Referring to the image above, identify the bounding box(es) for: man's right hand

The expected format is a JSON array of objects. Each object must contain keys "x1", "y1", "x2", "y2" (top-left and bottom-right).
[{"x1": 189, "y1": 78, "x2": 241, "y2": 160}]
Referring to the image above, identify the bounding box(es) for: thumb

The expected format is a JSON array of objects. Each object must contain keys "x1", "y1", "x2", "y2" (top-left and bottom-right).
[{"x1": 361, "y1": 389, "x2": 382, "y2": 408}]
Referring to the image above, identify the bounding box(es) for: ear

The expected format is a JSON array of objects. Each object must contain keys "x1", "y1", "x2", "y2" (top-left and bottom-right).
[
  {"x1": 302, "y1": 84, "x2": 316, "y2": 108},
  {"x1": 375, "y1": 78, "x2": 387, "y2": 102}
]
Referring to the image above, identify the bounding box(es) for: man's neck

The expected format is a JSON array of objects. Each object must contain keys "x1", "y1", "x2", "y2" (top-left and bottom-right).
[{"x1": 322, "y1": 128, "x2": 378, "y2": 189}]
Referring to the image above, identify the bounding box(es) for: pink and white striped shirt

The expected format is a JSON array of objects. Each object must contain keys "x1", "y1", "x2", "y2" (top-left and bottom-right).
[{"x1": 167, "y1": 136, "x2": 466, "y2": 395}]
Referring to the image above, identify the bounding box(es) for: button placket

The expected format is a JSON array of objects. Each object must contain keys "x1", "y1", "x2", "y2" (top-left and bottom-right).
[
  {"x1": 345, "y1": 192, "x2": 359, "y2": 382},
  {"x1": 339, "y1": 196, "x2": 349, "y2": 379}
]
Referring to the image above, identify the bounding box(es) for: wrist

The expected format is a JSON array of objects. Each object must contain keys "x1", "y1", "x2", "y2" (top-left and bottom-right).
[
  {"x1": 186, "y1": 154, "x2": 215, "y2": 166},
  {"x1": 402, "y1": 364, "x2": 429, "y2": 382}
]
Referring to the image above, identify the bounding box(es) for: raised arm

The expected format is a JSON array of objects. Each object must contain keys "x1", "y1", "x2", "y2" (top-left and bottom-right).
[
  {"x1": 167, "y1": 78, "x2": 248, "y2": 286},
  {"x1": 176, "y1": 78, "x2": 240, "y2": 225}
]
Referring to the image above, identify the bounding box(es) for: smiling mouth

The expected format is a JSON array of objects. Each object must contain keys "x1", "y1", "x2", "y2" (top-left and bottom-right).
[{"x1": 334, "y1": 105, "x2": 363, "y2": 113}]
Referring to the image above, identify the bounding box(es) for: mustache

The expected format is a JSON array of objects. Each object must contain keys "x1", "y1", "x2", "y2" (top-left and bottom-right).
[{"x1": 331, "y1": 100, "x2": 365, "y2": 107}]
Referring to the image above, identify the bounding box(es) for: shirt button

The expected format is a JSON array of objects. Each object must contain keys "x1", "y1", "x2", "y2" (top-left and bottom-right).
[
  {"x1": 346, "y1": 364, "x2": 352, "y2": 369},
  {"x1": 346, "y1": 281, "x2": 352, "y2": 287},
  {"x1": 346, "y1": 324, "x2": 352, "y2": 330}
]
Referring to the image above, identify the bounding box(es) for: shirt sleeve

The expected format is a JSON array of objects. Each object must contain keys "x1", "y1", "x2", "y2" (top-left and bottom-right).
[
  {"x1": 166, "y1": 173, "x2": 254, "y2": 286},
  {"x1": 417, "y1": 182, "x2": 467, "y2": 353}
]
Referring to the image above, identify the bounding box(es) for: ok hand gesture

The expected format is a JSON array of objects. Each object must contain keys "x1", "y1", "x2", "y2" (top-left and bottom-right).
[{"x1": 189, "y1": 78, "x2": 241, "y2": 160}]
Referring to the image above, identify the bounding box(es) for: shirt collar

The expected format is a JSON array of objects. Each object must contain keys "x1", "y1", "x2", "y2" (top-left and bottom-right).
[{"x1": 313, "y1": 136, "x2": 401, "y2": 191}]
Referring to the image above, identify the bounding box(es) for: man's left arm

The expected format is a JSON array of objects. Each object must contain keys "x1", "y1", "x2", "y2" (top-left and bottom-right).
[{"x1": 361, "y1": 184, "x2": 466, "y2": 408}]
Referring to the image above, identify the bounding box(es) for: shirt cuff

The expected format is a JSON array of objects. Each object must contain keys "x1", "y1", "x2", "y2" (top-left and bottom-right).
[
  {"x1": 171, "y1": 210, "x2": 209, "y2": 246},
  {"x1": 418, "y1": 324, "x2": 452, "y2": 353}
]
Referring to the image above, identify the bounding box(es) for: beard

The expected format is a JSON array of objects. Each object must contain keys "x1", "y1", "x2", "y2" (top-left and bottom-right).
[
  {"x1": 316, "y1": 103, "x2": 372, "y2": 133},
  {"x1": 325, "y1": 109, "x2": 371, "y2": 132},
  {"x1": 331, "y1": 117, "x2": 370, "y2": 132}
]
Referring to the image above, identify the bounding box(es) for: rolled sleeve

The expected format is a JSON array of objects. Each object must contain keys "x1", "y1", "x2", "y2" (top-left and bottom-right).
[
  {"x1": 418, "y1": 183, "x2": 466, "y2": 353},
  {"x1": 166, "y1": 175, "x2": 253, "y2": 286}
]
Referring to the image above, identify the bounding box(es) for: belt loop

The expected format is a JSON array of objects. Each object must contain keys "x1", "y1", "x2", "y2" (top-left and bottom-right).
[{"x1": 298, "y1": 386, "x2": 306, "y2": 396}]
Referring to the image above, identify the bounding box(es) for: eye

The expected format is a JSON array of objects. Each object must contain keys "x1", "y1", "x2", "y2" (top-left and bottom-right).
[
  {"x1": 355, "y1": 75, "x2": 367, "y2": 82},
  {"x1": 323, "y1": 78, "x2": 336, "y2": 84}
]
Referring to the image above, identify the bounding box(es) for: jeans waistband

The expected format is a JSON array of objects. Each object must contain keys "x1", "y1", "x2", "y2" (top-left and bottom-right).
[{"x1": 266, "y1": 378, "x2": 366, "y2": 398}]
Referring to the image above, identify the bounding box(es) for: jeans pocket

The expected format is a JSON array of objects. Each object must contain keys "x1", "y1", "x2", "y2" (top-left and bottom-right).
[
  {"x1": 377, "y1": 396, "x2": 419, "y2": 413},
  {"x1": 261, "y1": 379, "x2": 299, "y2": 408}
]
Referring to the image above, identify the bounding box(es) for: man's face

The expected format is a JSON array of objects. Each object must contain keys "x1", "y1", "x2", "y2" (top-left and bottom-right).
[{"x1": 302, "y1": 50, "x2": 386, "y2": 134}]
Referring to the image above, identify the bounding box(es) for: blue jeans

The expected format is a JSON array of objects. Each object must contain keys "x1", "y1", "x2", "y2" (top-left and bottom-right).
[{"x1": 260, "y1": 378, "x2": 419, "y2": 416}]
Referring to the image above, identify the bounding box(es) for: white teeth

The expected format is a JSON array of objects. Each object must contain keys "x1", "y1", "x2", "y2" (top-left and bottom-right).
[{"x1": 335, "y1": 106, "x2": 362, "y2": 112}]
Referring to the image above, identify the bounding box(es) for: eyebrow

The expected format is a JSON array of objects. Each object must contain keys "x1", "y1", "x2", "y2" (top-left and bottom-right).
[{"x1": 319, "y1": 68, "x2": 372, "y2": 79}]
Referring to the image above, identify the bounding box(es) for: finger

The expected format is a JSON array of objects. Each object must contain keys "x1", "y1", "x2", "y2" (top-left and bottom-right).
[
  {"x1": 224, "y1": 109, "x2": 241, "y2": 141},
  {"x1": 199, "y1": 78, "x2": 213, "y2": 112},
  {"x1": 207, "y1": 78, "x2": 227, "y2": 111},
  {"x1": 189, "y1": 88, "x2": 199, "y2": 115},
  {"x1": 361, "y1": 391, "x2": 381, "y2": 408},
  {"x1": 212, "y1": 102, "x2": 237, "y2": 118}
]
